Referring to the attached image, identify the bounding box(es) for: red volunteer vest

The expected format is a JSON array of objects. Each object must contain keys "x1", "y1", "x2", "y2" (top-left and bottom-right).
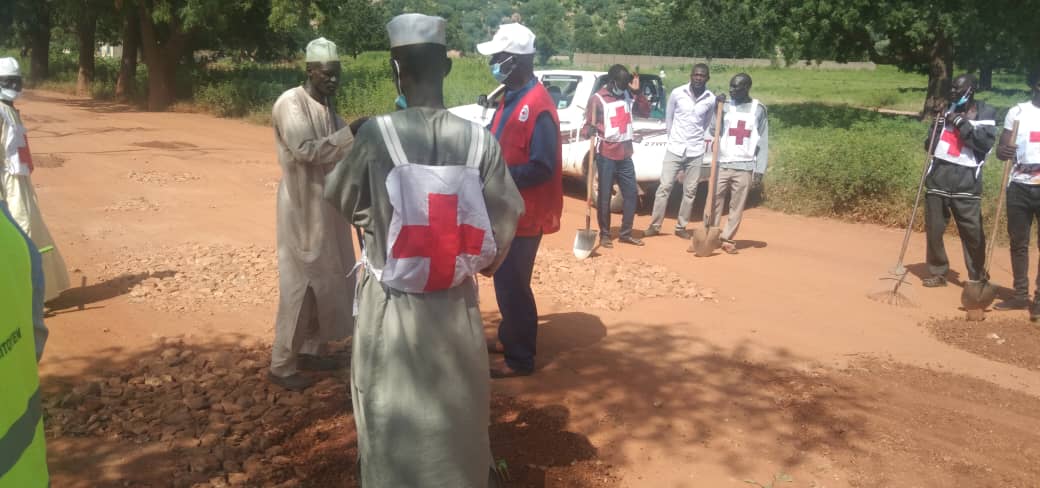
[{"x1": 492, "y1": 83, "x2": 563, "y2": 237}]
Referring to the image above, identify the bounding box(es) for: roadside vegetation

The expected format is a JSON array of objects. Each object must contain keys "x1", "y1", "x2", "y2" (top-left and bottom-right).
[{"x1": 5, "y1": 49, "x2": 1032, "y2": 235}]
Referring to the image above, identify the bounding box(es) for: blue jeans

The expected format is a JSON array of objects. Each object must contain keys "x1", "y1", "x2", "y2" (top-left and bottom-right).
[
  {"x1": 596, "y1": 155, "x2": 638, "y2": 238},
  {"x1": 493, "y1": 234, "x2": 542, "y2": 372}
]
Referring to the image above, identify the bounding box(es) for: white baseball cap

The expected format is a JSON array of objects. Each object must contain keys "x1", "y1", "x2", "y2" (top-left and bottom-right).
[
  {"x1": 477, "y1": 23, "x2": 536, "y2": 56},
  {"x1": 0, "y1": 58, "x2": 20, "y2": 77}
]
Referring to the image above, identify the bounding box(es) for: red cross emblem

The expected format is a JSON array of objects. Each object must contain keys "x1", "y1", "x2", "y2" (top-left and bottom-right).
[
  {"x1": 941, "y1": 129, "x2": 963, "y2": 157},
  {"x1": 391, "y1": 193, "x2": 486, "y2": 292},
  {"x1": 729, "y1": 120, "x2": 752, "y2": 145},
  {"x1": 609, "y1": 104, "x2": 631, "y2": 134},
  {"x1": 18, "y1": 134, "x2": 32, "y2": 172},
  {"x1": 1030, "y1": 131, "x2": 1040, "y2": 143}
]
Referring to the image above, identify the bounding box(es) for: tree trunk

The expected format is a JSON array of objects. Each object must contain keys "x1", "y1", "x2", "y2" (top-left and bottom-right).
[
  {"x1": 76, "y1": 10, "x2": 98, "y2": 96},
  {"x1": 115, "y1": 5, "x2": 140, "y2": 100},
  {"x1": 139, "y1": 8, "x2": 188, "y2": 111},
  {"x1": 28, "y1": 6, "x2": 52, "y2": 85},
  {"x1": 979, "y1": 64, "x2": 993, "y2": 91},
  {"x1": 922, "y1": 31, "x2": 953, "y2": 117}
]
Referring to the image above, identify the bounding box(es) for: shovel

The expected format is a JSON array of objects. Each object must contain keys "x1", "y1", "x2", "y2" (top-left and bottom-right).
[
  {"x1": 688, "y1": 96, "x2": 726, "y2": 257},
  {"x1": 574, "y1": 133, "x2": 598, "y2": 259},
  {"x1": 962, "y1": 120, "x2": 1019, "y2": 320}
]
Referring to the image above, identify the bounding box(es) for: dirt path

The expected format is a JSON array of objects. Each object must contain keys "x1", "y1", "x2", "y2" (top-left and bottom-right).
[{"x1": 22, "y1": 90, "x2": 1040, "y2": 487}]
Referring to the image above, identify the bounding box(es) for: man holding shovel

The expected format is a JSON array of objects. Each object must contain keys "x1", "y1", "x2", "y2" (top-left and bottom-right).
[
  {"x1": 477, "y1": 23, "x2": 563, "y2": 377},
  {"x1": 921, "y1": 74, "x2": 998, "y2": 289},
  {"x1": 584, "y1": 64, "x2": 651, "y2": 248},
  {"x1": 703, "y1": 73, "x2": 768, "y2": 254},
  {"x1": 993, "y1": 66, "x2": 1040, "y2": 319}
]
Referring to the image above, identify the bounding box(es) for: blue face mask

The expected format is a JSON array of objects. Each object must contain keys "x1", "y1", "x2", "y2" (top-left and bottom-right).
[
  {"x1": 952, "y1": 87, "x2": 972, "y2": 109},
  {"x1": 491, "y1": 56, "x2": 515, "y2": 84},
  {"x1": 391, "y1": 59, "x2": 407, "y2": 110}
]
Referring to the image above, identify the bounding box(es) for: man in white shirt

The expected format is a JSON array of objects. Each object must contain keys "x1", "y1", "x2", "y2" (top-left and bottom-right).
[
  {"x1": 994, "y1": 65, "x2": 1040, "y2": 319},
  {"x1": 645, "y1": 64, "x2": 715, "y2": 239}
]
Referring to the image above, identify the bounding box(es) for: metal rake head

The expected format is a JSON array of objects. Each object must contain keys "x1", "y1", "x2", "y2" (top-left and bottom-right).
[{"x1": 868, "y1": 270, "x2": 916, "y2": 307}]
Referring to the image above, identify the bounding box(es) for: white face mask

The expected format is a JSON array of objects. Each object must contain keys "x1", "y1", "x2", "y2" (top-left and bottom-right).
[{"x1": 0, "y1": 88, "x2": 20, "y2": 102}]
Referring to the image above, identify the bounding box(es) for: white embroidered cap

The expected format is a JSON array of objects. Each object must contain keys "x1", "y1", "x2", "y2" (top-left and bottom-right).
[
  {"x1": 305, "y1": 37, "x2": 339, "y2": 63},
  {"x1": 0, "y1": 58, "x2": 20, "y2": 77},
  {"x1": 386, "y1": 13, "x2": 446, "y2": 48},
  {"x1": 477, "y1": 23, "x2": 536, "y2": 56}
]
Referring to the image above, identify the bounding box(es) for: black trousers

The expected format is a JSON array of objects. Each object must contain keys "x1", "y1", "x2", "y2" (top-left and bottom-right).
[
  {"x1": 1006, "y1": 182, "x2": 1040, "y2": 297},
  {"x1": 924, "y1": 161, "x2": 988, "y2": 281}
]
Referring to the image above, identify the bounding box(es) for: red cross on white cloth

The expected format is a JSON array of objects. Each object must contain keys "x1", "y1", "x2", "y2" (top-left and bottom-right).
[
  {"x1": 1031, "y1": 131, "x2": 1040, "y2": 143},
  {"x1": 941, "y1": 129, "x2": 964, "y2": 157},
  {"x1": 729, "y1": 120, "x2": 752, "y2": 145},
  {"x1": 608, "y1": 104, "x2": 631, "y2": 134},
  {"x1": 18, "y1": 134, "x2": 33, "y2": 172},
  {"x1": 390, "y1": 193, "x2": 487, "y2": 292}
]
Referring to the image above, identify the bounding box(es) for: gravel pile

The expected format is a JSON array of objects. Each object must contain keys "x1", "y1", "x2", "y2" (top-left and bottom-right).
[
  {"x1": 531, "y1": 248, "x2": 714, "y2": 311},
  {"x1": 97, "y1": 243, "x2": 278, "y2": 312}
]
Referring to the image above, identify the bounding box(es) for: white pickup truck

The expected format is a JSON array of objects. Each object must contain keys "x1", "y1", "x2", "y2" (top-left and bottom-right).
[{"x1": 448, "y1": 70, "x2": 670, "y2": 211}]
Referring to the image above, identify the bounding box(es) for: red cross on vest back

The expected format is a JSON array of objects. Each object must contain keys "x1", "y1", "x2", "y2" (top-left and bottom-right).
[
  {"x1": 1031, "y1": 131, "x2": 1040, "y2": 143},
  {"x1": 18, "y1": 134, "x2": 32, "y2": 171},
  {"x1": 941, "y1": 129, "x2": 963, "y2": 157},
  {"x1": 609, "y1": 104, "x2": 631, "y2": 134},
  {"x1": 729, "y1": 120, "x2": 752, "y2": 145},
  {"x1": 391, "y1": 193, "x2": 486, "y2": 292}
]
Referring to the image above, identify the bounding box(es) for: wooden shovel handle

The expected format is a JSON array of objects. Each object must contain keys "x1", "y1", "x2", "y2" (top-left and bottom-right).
[
  {"x1": 704, "y1": 98, "x2": 726, "y2": 226},
  {"x1": 984, "y1": 120, "x2": 1019, "y2": 274}
]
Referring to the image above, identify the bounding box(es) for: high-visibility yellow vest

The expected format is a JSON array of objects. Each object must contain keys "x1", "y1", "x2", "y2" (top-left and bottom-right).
[{"x1": 0, "y1": 204, "x2": 48, "y2": 487}]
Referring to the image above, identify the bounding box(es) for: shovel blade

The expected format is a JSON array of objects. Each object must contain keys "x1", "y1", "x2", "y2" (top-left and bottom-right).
[
  {"x1": 688, "y1": 227, "x2": 722, "y2": 257},
  {"x1": 961, "y1": 280, "x2": 998, "y2": 310},
  {"x1": 573, "y1": 229, "x2": 597, "y2": 260}
]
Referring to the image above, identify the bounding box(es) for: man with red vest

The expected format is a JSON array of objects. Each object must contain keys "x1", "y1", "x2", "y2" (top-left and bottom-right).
[{"x1": 478, "y1": 23, "x2": 563, "y2": 377}]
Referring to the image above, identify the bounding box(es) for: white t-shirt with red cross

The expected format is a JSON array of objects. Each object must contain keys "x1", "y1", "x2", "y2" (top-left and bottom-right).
[{"x1": 1005, "y1": 102, "x2": 1040, "y2": 185}]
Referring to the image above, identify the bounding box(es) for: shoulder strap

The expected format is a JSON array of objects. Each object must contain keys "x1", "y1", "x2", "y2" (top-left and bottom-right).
[
  {"x1": 375, "y1": 115, "x2": 409, "y2": 167},
  {"x1": 465, "y1": 123, "x2": 485, "y2": 169}
]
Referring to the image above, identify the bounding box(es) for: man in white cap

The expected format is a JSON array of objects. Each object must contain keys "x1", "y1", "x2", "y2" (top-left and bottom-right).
[
  {"x1": 477, "y1": 23, "x2": 562, "y2": 378},
  {"x1": 267, "y1": 38, "x2": 363, "y2": 391},
  {"x1": 325, "y1": 13, "x2": 523, "y2": 487},
  {"x1": 0, "y1": 57, "x2": 70, "y2": 302}
]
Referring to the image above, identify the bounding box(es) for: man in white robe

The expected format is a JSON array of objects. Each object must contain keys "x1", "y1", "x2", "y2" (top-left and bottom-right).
[
  {"x1": 269, "y1": 38, "x2": 361, "y2": 391},
  {"x1": 324, "y1": 14, "x2": 523, "y2": 487},
  {"x1": 0, "y1": 57, "x2": 70, "y2": 302}
]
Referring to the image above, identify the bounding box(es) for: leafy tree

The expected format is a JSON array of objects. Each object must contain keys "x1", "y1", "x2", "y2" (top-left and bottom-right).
[{"x1": 520, "y1": 0, "x2": 570, "y2": 64}]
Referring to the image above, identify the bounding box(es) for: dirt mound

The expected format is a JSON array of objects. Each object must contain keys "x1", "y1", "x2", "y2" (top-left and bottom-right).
[
  {"x1": 531, "y1": 248, "x2": 714, "y2": 311},
  {"x1": 44, "y1": 340, "x2": 615, "y2": 488},
  {"x1": 97, "y1": 243, "x2": 277, "y2": 312},
  {"x1": 104, "y1": 197, "x2": 161, "y2": 212},
  {"x1": 926, "y1": 316, "x2": 1040, "y2": 371},
  {"x1": 128, "y1": 170, "x2": 201, "y2": 185}
]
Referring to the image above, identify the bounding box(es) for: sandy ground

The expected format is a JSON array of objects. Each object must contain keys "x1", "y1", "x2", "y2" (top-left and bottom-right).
[{"x1": 19, "y1": 89, "x2": 1040, "y2": 487}]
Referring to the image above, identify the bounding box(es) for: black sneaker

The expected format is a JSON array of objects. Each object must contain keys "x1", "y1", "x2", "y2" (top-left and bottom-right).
[
  {"x1": 921, "y1": 275, "x2": 947, "y2": 288},
  {"x1": 267, "y1": 372, "x2": 314, "y2": 391},
  {"x1": 675, "y1": 229, "x2": 692, "y2": 240},
  {"x1": 995, "y1": 296, "x2": 1030, "y2": 311},
  {"x1": 599, "y1": 237, "x2": 613, "y2": 249},
  {"x1": 1031, "y1": 296, "x2": 1040, "y2": 322},
  {"x1": 619, "y1": 235, "x2": 645, "y2": 246},
  {"x1": 643, "y1": 227, "x2": 661, "y2": 237}
]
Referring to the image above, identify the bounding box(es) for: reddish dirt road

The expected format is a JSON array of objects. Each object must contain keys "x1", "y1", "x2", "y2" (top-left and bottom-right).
[{"x1": 21, "y1": 89, "x2": 1040, "y2": 487}]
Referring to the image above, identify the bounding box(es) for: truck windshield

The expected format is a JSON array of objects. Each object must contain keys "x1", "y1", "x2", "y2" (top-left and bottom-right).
[{"x1": 539, "y1": 74, "x2": 583, "y2": 110}]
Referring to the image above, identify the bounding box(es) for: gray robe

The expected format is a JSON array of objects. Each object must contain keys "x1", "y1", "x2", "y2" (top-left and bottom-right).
[
  {"x1": 324, "y1": 107, "x2": 523, "y2": 487},
  {"x1": 270, "y1": 87, "x2": 356, "y2": 376}
]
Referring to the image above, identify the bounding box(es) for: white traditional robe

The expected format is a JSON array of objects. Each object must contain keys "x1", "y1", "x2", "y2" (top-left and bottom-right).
[
  {"x1": 0, "y1": 101, "x2": 69, "y2": 301},
  {"x1": 270, "y1": 86, "x2": 356, "y2": 376},
  {"x1": 325, "y1": 107, "x2": 523, "y2": 487}
]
